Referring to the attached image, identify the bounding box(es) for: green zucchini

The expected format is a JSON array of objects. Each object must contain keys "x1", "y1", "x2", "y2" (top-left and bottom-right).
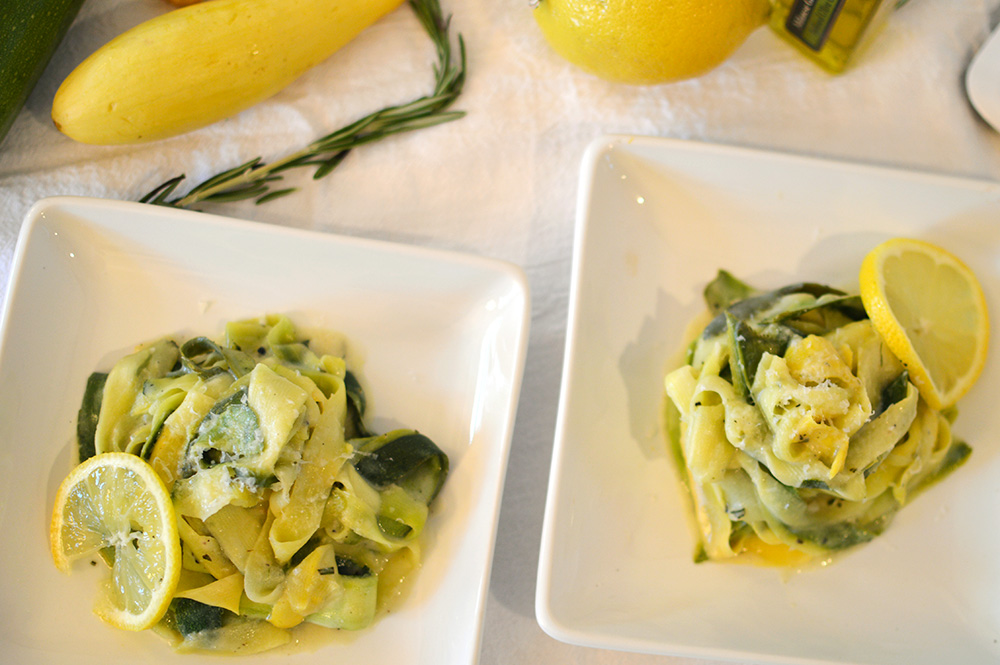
[
  {"x1": 0, "y1": 0, "x2": 87, "y2": 146},
  {"x1": 785, "y1": 507, "x2": 895, "y2": 551},
  {"x1": 352, "y1": 429, "x2": 449, "y2": 504},
  {"x1": 180, "y1": 336, "x2": 256, "y2": 379},
  {"x1": 185, "y1": 388, "x2": 263, "y2": 470},
  {"x1": 343, "y1": 370, "x2": 372, "y2": 438},
  {"x1": 703, "y1": 269, "x2": 756, "y2": 315},
  {"x1": 702, "y1": 281, "x2": 852, "y2": 338},
  {"x1": 725, "y1": 313, "x2": 795, "y2": 400},
  {"x1": 240, "y1": 556, "x2": 379, "y2": 631},
  {"x1": 171, "y1": 598, "x2": 228, "y2": 637},
  {"x1": 76, "y1": 371, "x2": 106, "y2": 462},
  {"x1": 94, "y1": 338, "x2": 180, "y2": 456},
  {"x1": 306, "y1": 574, "x2": 378, "y2": 630}
]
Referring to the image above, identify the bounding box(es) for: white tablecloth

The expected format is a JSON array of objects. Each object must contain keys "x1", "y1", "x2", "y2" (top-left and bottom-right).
[{"x1": 2, "y1": 1, "x2": 999, "y2": 662}]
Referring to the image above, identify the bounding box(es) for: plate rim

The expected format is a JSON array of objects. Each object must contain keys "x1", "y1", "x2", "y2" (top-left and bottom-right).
[{"x1": 535, "y1": 133, "x2": 1000, "y2": 661}]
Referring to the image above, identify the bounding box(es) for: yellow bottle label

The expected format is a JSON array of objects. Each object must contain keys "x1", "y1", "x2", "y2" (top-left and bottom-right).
[{"x1": 785, "y1": 0, "x2": 848, "y2": 51}]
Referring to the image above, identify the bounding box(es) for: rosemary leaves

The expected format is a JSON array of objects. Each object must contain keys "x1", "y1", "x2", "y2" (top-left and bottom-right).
[{"x1": 140, "y1": 0, "x2": 465, "y2": 209}]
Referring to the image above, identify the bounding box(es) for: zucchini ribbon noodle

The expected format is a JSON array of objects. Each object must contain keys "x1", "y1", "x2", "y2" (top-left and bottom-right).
[
  {"x1": 76, "y1": 315, "x2": 448, "y2": 652},
  {"x1": 664, "y1": 272, "x2": 970, "y2": 566}
]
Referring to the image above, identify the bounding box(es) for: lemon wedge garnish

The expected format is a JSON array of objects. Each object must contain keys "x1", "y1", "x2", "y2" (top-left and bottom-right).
[
  {"x1": 50, "y1": 452, "x2": 181, "y2": 631},
  {"x1": 859, "y1": 237, "x2": 989, "y2": 410}
]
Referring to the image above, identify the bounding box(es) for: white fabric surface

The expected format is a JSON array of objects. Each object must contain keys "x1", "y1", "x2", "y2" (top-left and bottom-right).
[{"x1": 2, "y1": 1, "x2": 1000, "y2": 663}]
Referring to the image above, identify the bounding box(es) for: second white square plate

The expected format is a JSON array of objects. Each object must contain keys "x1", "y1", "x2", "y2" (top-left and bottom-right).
[{"x1": 537, "y1": 135, "x2": 1000, "y2": 665}]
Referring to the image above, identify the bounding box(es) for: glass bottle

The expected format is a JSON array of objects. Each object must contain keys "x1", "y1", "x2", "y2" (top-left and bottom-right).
[{"x1": 769, "y1": 0, "x2": 896, "y2": 73}]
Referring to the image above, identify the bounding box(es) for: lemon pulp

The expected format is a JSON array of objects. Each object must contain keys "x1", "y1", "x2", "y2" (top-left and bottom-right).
[{"x1": 50, "y1": 452, "x2": 181, "y2": 631}]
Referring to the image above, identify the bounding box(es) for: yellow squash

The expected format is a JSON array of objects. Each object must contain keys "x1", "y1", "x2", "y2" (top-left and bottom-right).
[{"x1": 52, "y1": 0, "x2": 405, "y2": 144}]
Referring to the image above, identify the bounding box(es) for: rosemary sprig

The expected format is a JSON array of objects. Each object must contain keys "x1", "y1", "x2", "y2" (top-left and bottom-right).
[{"x1": 140, "y1": 0, "x2": 466, "y2": 209}]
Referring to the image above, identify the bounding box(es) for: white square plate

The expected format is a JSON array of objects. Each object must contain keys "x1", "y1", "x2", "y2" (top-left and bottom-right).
[
  {"x1": 0, "y1": 196, "x2": 530, "y2": 665},
  {"x1": 536, "y1": 136, "x2": 1000, "y2": 665}
]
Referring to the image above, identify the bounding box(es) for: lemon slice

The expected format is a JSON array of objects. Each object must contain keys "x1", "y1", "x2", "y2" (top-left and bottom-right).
[
  {"x1": 859, "y1": 237, "x2": 989, "y2": 410},
  {"x1": 50, "y1": 452, "x2": 181, "y2": 631}
]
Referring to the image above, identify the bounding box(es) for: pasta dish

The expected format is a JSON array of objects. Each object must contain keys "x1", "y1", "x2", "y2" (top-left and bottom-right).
[
  {"x1": 52, "y1": 315, "x2": 448, "y2": 653},
  {"x1": 664, "y1": 272, "x2": 971, "y2": 566}
]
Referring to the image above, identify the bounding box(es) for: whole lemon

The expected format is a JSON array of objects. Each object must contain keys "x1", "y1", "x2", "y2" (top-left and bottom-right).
[{"x1": 533, "y1": 0, "x2": 770, "y2": 85}]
